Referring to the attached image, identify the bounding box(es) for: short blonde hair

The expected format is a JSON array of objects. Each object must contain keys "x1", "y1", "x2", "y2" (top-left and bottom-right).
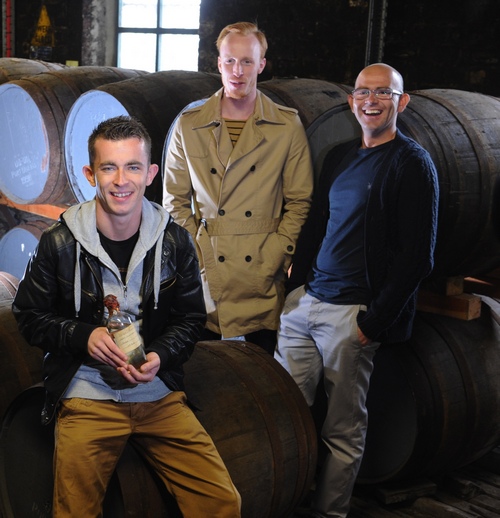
[{"x1": 216, "y1": 22, "x2": 268, "y2": 59}]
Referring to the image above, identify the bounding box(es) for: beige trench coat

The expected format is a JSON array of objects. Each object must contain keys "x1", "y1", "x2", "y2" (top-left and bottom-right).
[{"x1": 163, "y1": 88, "x2": 313, "y2": 337}]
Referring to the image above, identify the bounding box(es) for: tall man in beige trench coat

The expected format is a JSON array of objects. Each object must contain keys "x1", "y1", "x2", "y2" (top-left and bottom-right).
[{"x1": 163, "y1": 22, "x2": 313, "y2": 354}]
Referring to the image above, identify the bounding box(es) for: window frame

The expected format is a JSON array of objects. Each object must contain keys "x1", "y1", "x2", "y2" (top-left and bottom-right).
[{"x1": 117, "y1": 1, "x2": 200, "y2": 72}]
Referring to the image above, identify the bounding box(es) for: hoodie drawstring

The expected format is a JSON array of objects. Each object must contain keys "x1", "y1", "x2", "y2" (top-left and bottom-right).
[
  {"x1": 74, "y1": 241, "x2": 82, "y2": 317},
  {"x1": 153, "y1": 231, "x2": 164, "y2": 310}
]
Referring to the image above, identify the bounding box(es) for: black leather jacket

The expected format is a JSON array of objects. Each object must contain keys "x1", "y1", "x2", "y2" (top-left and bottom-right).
[{"x1": 12, "y1": 216, "x2": 206, "y2": 425}]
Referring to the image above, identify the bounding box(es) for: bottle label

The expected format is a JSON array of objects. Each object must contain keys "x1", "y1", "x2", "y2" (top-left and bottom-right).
[{"x1": 112, "y1": 325, "x2": 144, "y2": 356}]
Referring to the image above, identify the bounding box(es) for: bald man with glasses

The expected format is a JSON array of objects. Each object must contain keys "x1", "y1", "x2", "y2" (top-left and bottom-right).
[{"x1": 275, "y1": 63, "x2": 440, "y2": 518}]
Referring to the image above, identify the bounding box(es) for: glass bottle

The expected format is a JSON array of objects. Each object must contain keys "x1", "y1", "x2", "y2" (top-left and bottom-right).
[{"x1": 104, "y1": 294, "x2": 146, "y2": 369}]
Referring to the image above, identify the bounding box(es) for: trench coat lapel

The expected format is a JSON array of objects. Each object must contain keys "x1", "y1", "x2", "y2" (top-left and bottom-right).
[{"x1": 226, "y1": 119, "x2": 264, "y2": 169}]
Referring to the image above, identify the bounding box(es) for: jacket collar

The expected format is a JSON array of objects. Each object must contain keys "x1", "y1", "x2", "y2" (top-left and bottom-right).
[{"x1": 187, "y1": 87, "x2": 288, "y2": 130}]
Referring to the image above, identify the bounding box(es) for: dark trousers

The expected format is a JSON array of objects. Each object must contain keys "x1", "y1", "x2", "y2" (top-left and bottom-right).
[{"x1": 200, "y1": 328, "x2": 277, "y2": 356}]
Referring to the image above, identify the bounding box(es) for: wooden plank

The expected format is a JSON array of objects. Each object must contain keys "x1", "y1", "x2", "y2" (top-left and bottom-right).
[
  {"x1": 435, "y1": 491, "x2": 495, "y2": 518},
  {"x1": 455, "y1": 469, "x2": 500, "y2": 499},
  {"x1": 412, "y1": 496, "x2": 482, "y2": 517},
  {"x1": 469, "y1": 495, "x2": 500, "y2": 516},
  {"x1": 459, "y1": 466, "x2": 500, "y2": 491},
  {"x1": 417, "y1": 291, "x2": 481, "y2": 320},
  {"x1": 371, "y1": 479, "x2": 437, "y2": 505},
  {"x1": 464, "y1": 277, "x2": 500, "y2": 299},
  {"x1": 442, "y1": 473, "x2": 482, "y2": 499},
  {"x1": 422, "y1": 276, "x2": 464, "y2": 296},
  {"x1": 349, "y1": 493, "x2": 429, "y2": 517}
]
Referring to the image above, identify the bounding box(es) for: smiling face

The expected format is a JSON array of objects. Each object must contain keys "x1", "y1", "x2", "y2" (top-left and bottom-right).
[
  {"x1": 83, "y1": 137, "x2": 158, "y2": 238},
  {"x1": 217, "y1": 32, "x2": 266, "y2": 101},
  {"x1": 348, "y1": 64, "x2": 410, "y2": 147}
]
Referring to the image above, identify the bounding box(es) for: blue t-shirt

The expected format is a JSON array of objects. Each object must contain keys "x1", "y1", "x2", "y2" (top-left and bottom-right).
[{"x1": 307, "y1": 142, "x2": 392, "y2": 304}]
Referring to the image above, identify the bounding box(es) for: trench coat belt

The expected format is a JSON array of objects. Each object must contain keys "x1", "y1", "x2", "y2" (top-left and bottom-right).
[
  {"x1": 195, "y1": 217, "x2": 281, "y2": 302},
  {"x1": 200, "y1": 217, "x2": 280, "y2": 236}
]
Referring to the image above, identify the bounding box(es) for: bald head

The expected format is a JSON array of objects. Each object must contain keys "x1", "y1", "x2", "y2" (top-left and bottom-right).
[
  {"x1": 349, "y1": 62, "x2": 410, "y2": 147},
  {"x1": 355, "y1": 63, "x2": 405, "y2": 92}
]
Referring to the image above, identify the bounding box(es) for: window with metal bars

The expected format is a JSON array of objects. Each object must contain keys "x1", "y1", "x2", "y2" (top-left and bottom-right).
[{"x1": 117, "y1": 0, "x2": 201, "y2": 72}]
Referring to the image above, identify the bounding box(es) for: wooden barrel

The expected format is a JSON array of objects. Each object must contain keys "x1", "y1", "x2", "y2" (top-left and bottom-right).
[
  {"x1": 357, "y1": 299, "x2": 500, "y2": 484},
  {"x1": 398, "y1": 89, "x2": 500, "y2": 277},
  {"x1": 0, "y1": 272, "x2": 17, "y2": 299},
  {"x1": 0, "y1": 385, "x2": 175, "y2": 518},
  {"x1": 0, "y1": 66, "x2": 148, "y2": 207},
  {"x1": 258, "y1": 77, "x2": 352, "y2": 129},
  {"x1": 305, "y1": 103, "x2": 360, "y2": 180},
  {"x1": 0, "y1": 274, "x2": 43, "y2": 422},
  {"x1": 0, "y1": 57, "x2": 66, "y2": 84},
  {"x1": 258, "y1": 78, "x2": 360, "y2": 178},
  {"x1": 0, "y1": 341, "x2": 316, "y2": 517},
  {"x1": 63, "y1": 70, "x2": 222, "y2": 204},
  {"x1": 0, "y1": 219, "x2": 51, "y2": 280},
  {"x1": 184, "y1": 341, "x2": 317, "y2": 518},
  {"x1": 0, "y1": 386, "x2": 54, "y2": 518}
]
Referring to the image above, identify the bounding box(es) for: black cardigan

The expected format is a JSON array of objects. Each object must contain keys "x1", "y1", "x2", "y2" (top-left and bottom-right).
[{"x1": 289, "y1": 130, "x2": 439, "y2": 343}]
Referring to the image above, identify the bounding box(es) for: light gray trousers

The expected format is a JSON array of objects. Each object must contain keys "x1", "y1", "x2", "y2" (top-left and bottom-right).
[{"x1": 275, "y1": 286, "x2": 379, "y2": 518}]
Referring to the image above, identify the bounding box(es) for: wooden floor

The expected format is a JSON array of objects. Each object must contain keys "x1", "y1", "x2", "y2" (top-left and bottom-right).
[
  {"x1": 348, "y1": 446, "x2": 500, "y2": 517},
  {"x1": 290, "y1": 446, "x2": 500, "y2": 517}
]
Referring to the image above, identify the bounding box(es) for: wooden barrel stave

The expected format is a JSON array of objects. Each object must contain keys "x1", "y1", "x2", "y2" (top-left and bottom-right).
[
  {"x1": 258, "y1": 77, "x2": 352, "y2": 128},
  {"x1": 0, "y1": 57, "x2": 66, "y2": 84},
  {"x1": 0, "y1": 338, "x2": 316, "y2": 517},
  {"x1": 184, "y1": 340, "x2": 317, "y2": 518},
  {"x1": 358, "y1": 299, "x2": 500, "y2": 484},
  {"x1": 0, "y1": 218, "x2": 53, "y2": 280},
  {"x1": 64, "y1": 70, "x2": 223, "y2": 204},
  {"x1": 398, "y1": 89, "x2": 500, "y2": 277},
  {"x1": 0, "y1": 66, "x2": 147, "y2": 206},
  {"x1": 0, "y1": 273, "x2": 43, "y2": 421}
]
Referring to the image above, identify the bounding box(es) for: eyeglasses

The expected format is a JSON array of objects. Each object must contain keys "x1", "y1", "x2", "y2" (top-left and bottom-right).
[{"x1": 351, "y1": 88, "x2": 403, "y2": 100}]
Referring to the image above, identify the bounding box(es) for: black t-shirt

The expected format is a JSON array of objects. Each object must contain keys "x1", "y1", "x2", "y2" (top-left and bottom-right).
[{"x1": 98, "y1": 229, "x2": 139, "y2": 283}]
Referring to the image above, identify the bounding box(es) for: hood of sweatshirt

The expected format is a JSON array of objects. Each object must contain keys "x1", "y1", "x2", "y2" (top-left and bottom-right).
[{"x1": 62, "y1": 199, "x2": 171, "y2": 316}]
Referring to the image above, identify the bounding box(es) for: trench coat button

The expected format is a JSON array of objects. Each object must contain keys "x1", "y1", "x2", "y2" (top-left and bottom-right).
[
  {"x1": 218, "y1": 256, "x2": 225, "y2": 262},
  {"x1": 218, "y1": 209, "x2": 225, "y2": 216},
  {"x1": 287, "y1": 245, "x2": 294, "y2": 252},
  {"x1": 210, "y1": 168, "x2": 217, "y2": 174},
  {"x1": 245, "y1": 211, "x2": 252, "y2": 217},
  {"x1": 250, "y1": 165, "x2": 256, "y2": 171},
  {"x1": 245, "y1": 256, "x2": 252, "y2": 262}
]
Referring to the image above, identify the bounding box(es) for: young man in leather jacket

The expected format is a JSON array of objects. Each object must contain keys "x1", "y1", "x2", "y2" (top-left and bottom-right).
[{"x1": 13, "y1": 115, "x2": 241, "y2": 517}]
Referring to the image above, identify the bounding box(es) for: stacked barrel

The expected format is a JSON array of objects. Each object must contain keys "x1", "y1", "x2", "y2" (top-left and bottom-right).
[
  {"x1": 0, "y1": 64, "x2": 327, "y2": 517},
  {"x1": 0, "y1": 59, "x2": 149, "y2": 280},
  {"x1": 1, "y1": 60, "x2": 500, "y2": 515}
]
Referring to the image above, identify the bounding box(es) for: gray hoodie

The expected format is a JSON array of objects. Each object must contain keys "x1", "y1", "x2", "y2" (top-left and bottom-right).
[{"x1": 62, "y1": 198, "x2": 171, "y2": 401}]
